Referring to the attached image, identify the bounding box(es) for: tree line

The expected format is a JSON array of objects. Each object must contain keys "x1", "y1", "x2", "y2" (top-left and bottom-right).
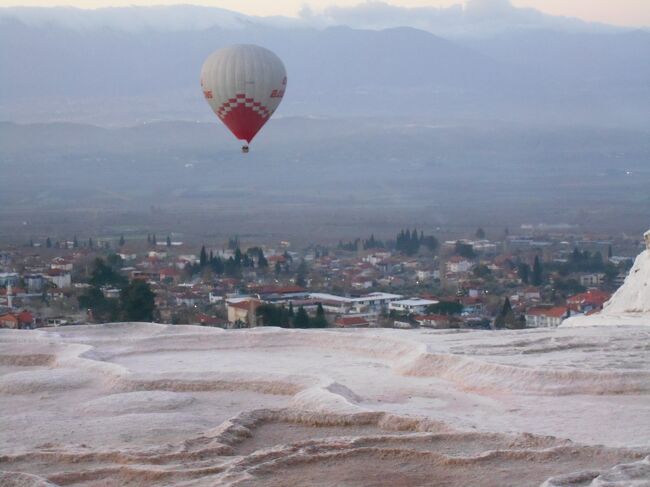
[
  {"x1": 78, "y1": 257, "x2": 155, "y2": 323},
  {"x1": 255, "y1": 302, "x2": 328, "y2": 328}
]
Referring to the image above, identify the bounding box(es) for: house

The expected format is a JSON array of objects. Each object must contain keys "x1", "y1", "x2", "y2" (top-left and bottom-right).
[
  {"x1": 0, "y1": 313, "x2": 19, "y2": 328},
  {"x1": 567, "y1": 290, "x2": 611, "y2": 314},
  {"x1": 159, "y1": 268, "x2": 182, "y2": 284},
  {"x1": 416, "y1": 270, "x2": 433, "y2": 281},
  {"x1": 0, "y1": 273, "x2": 20, "y2": 286},
  {"x1": 209, "y1": 291, "x2": 224, "y2": 304},
  {"x1": 351, "y1": 277, "x2": 373, "y2": 289},
  {"x1": 51, "y1": 257, "x2": 73, "y2": 272},
  {"x1": 148, "y1": 250, "x2": 168, "y2": 259},
  {"x1": 0, "y1": 310, "x2": 34, "y2": 329},
  {"x1": 117, "y1": 251, "x2": 137, "y2": 261},
  {"x1": 460, "y1": 296, "x2": 484, "y2": 315},
  {"x1": 175, "y1": 291, "x2": 200, "y2": 307},
  {"x1": 414, "y1": 314, "x2": 454, "y2": 329},
  {"x1": 389, "y1": 298, "x2": 438, "y2": 314},
  {"x1": 447, "y1": 257, "x2": 472, "y2": 274},
  {"x1": 44, "y1": 269, "x2": 71, "y2": 289},
  {"x1": 525, "y1": 306, "x2": 568, "y2": 328},
  {"x1": 335, "y1": 315, "x2": 370, "y2": 328},
  {"x1": 251, "y1": 285, "x2": 308, "y2": 302},
  {"x1": 24, "y1": 274, "x2": 46, "y2": 292},
  {"x1": 523, "y1": 287, "x2": 541, "y2": 301},
  {"x1": 226, "y1": 298, "x2": 261, "y2": 326},
  {"x1": 309, "y1": 292, "x2": 403, "y2": 315},
  {"x1": 131, "y1": 270, "x2": 160, "y2": 282},
  {"x1": 578, "y1": 273, "x2": 605, "y2": 287}
]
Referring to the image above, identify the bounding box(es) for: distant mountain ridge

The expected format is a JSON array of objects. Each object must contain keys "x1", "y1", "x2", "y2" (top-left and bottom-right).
[
  {"x1": 0, "y1": 2, "x2": 633, "y2": 37},
  {"x1": 0, "y1": 4, "x2": 648, "y2": 127}
]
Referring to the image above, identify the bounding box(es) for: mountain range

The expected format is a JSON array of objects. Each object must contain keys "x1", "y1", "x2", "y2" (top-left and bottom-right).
[{"x1": 1, "y1": 4, "x2": 649, "y2": 126}]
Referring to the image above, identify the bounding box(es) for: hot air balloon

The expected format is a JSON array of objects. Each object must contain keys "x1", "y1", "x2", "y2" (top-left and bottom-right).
[{"x1": 200, "y1": 44, "x2": 287, "y2": 153}]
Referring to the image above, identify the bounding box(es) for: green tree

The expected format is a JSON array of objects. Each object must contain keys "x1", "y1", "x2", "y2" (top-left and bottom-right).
[
  {"x1": 494, "y1": 297, "x2": 522, "y2": 329},
  {"x1": 475, "y1": 228, "x2": 486, "y2": 239},
  {"x1": 228, "y1": 236, "x2": 240, "y2": 250},
  {"x1": 312, "y1": 303, "x2": 328, "y2": 328},
  {"x1": 73, "y1": 235, "x2": 79, "y2": 248},
  {"x1": 532, "y1": 256, "x2": 543, "y2": 286},
  {"x1": 293, "y1": 306, "x2": 310, "y2": 328},
  {"x1": 200, "y1": 246, "x2": 208, "y2": 268},
  {"x1": 166, "y1": 235, "x2": 172, "y2": 247},
  {"x1": 455, "y1": 241, "x2": 476, "y2": 259},
  {"x1": 89, "y1": 258, "x2": 127, "y2": 288},
  {"x1": 119, "y1": 234, "x2": 125, "y2": 247},
  {"x1": 518, "y1": 263, "x2": 530, "y2": 284},
  {"x1": 152, "y1": 234, "x2": 157, "y2": 246},
  {"x1": 257, "y1": 249, "x2": 268, "y2": 268},
  {"x1": 46, "y1": 237, "x2": 52, "y2": 248},
  {"x1": 106, "y1": 253, "x2": 124, "y2": 270},
  {"x1": 256, "y1": 304, "x2": 292, "y2": 327},
  {"x1": 78, "y1": 287, "x2": 119, "y2": 323},
  {"x1": 473, "y1": 264, "x2": 492, "y2": 279},
  {"x1": 426, "y1": 301, "x2": 463, "y2": 315},
  {"x1": 275, "y1": 261, "x2": 282, "y2": 276},
  {"x1": 120, "y1": 280, "x2": 156, "y2": 322},
  {"x1": 296, "y1": 260, "x2": 308, "y2": 287},
  {"x1": 88, "y1": 237, "x2": 93, "y2": 249}
]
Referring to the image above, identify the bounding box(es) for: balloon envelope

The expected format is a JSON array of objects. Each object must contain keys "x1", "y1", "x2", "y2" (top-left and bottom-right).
[{"x1": 201, "y1": 44, "x2": 287, "y2": 144}]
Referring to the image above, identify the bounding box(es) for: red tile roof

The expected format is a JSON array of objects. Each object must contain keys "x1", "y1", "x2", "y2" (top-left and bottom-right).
[
  {"x1": 335, "y1": 316, "x2": 370, "y2": 327},
  {"x1": 526, "y1": 306, "x2": 567, "y2": 318}
]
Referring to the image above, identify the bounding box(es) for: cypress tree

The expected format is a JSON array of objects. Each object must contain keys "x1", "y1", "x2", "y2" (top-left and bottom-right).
[
  {"x1": 313, "y1": 303, "x2": 328, "y2": 328},
  {"x1": 532, "y1": 256, "x2": 543, "y2": 286},
  {"x1": 293, "y1": 306, "x2": 310, "y2": 328},
  {"x1": 518, "y1": 263, "x2": 530, "y2": 284}
]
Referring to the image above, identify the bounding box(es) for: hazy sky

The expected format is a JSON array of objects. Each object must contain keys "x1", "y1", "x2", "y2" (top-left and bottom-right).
[{"x1": 1, "y1": 0, "x2": 649, "y2": 27}]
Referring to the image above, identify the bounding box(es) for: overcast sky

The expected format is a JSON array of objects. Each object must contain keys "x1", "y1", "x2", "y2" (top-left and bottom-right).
[{"x1": 1, "y1": 0, "x2": 649, "y2": 27}]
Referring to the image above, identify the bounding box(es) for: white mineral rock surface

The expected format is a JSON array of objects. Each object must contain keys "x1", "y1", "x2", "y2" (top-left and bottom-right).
[{"x1": 1, "y1": 321, "x2": 649, "y2": 486}]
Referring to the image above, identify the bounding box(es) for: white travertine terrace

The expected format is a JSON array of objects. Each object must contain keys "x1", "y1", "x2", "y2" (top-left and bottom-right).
[
  {"x1": 0, "y1": 322, "x2": 649, "y2": 486},
  {"x1": 563, "y1": 229, "x2": 650, "y2": 327}
]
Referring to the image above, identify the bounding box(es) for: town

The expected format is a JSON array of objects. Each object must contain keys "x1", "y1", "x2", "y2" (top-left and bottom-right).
[{"x1": 0, "y1": 227, "x2": 641, "y2": 331}]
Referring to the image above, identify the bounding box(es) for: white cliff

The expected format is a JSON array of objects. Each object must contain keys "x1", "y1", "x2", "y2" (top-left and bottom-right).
[{"x1": 562, "y1": 229, "x2": 650, "y2": 327}]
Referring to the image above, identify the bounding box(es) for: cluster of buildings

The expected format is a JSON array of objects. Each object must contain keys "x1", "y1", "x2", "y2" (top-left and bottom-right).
[{"x1": 0, "y1": 230, "x2": 641, "y2": 331}]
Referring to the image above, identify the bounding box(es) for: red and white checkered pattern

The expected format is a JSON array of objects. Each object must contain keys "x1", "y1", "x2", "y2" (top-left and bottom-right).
[{"x1": 216, "y1": 94, "x2": 271, "y2": 121}]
